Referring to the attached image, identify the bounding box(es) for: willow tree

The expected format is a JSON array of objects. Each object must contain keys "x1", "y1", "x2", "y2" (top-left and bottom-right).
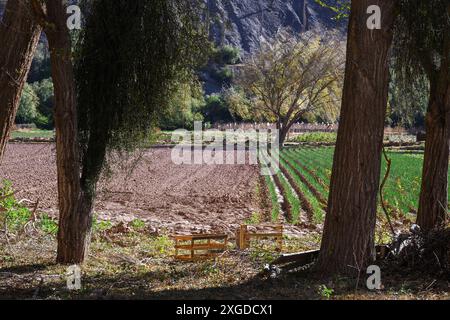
[
  {"x1": 52, "y1": 0, "x2": 208, "y2": 263},
  {"x1": 236, "y1": 31, "x2": 345, "y2": 146},
  {"x1": 0, "y1": 0, "x2": 42, "y2": 162},
  {"x1": 394, "y1": 0, "x2": 450, "y2": 231}
]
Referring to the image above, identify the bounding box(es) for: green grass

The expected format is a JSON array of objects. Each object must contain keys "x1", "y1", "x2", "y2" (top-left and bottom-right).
[
  {"x1": 276, "y1": 168, "x2": 301, "y2": 223},
  {"x1": 264, "y1": 174, "x2": 281, "y2": 221},
  {"x1": 291, "y1": 132, "x2": 337, "y2": 143},
  {"x1": 11, "y1": 129, "x2": 54, "y2": 139}
]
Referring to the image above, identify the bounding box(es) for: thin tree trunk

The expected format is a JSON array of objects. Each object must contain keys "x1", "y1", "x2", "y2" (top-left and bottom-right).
[
  {"x1": 0, "y1": 0, "x2": 42, "y2": 162},
  {"x1": 42, "y1": 0, "x2": 92, "y2": 264},
  {"x1": 315, "y1": 0, "x2": 397, "y2": 275},
  {"x1": 417, "y1": 31, "x2": 450, "y2": 231}
]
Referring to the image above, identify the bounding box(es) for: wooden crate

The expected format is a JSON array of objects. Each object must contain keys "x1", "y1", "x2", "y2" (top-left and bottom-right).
[
  {"x1": 236, "y1": 225, "x2": 283, "y2": 251},
  {"x1": 173, "y1": 234, "x2": 228, "y2": 261}
]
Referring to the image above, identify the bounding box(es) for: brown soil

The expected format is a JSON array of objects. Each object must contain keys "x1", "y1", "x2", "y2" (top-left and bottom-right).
[{"x1": 0, "y1": 143, "x2": 262, "y2": 236}]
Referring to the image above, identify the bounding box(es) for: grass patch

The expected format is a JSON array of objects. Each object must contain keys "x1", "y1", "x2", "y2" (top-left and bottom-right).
[
  {"x1": 291, "y1": 132, "x2": 337, "y2": 143},
  {"x1": 11, "y1": 129, "x2": 54, "y2": 139}
]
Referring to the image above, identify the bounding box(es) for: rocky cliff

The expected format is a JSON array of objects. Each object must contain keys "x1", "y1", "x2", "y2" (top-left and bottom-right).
[{"x1": 207, "y1": 0, "x2": 343, "y2": 53}]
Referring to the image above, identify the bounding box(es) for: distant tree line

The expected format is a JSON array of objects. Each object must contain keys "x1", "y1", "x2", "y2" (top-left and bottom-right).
[{"x1": 15, "y1": 19, "x2": 429, "y2": 131}]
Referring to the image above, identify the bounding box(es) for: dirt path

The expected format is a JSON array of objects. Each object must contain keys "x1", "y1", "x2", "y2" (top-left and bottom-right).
[{"x1": 0, "y1": 143, "x2": 261, "y2": 236}]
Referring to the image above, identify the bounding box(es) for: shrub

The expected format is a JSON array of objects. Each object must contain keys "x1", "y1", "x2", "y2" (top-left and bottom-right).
[
  {"x1": 0, "y1": 180, "x2": 57, "y2": 235},
  {"x1": 213, "y1": 45, "x2": 241, "y2": 65},
  {"x1": 212, "y1": 67, "x2": 233, "y2": 84},
  {"x1": 32, "y1": 78, "x2": 54, "y2": 129},
  {"x1": 16, "y1": 84, "x2": 38, "y2": 124},
  {"x1": 202, "y1": 94, "x2": 233, "y2": 123}
]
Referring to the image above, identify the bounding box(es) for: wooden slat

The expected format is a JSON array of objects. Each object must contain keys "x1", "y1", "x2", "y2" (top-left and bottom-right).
[
  {"x1": 236, "y1": 225, "x2": 283, "y2": 250},
  {"x1": 173, "y1": 234, "x2": 227, "y2": 241},
  {"x1": 175, "y1": 243, "x2": 226, "y2": 250},
  {"x1": 173, "y1": 233, "x2": 228, "y2": 261},
  {"x1": 245, "y1": 233, "x2": 282, "y2": 238}
]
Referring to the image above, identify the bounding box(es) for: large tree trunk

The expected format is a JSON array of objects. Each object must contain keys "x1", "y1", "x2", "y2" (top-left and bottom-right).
[
  {"x1": 417, "y1": 32, "x2": 450, "y2": 231},
  {"x1": 0, "y1": 0, "x2": 42, "y2": 162},
  {"x1": 315, "y1": 0, "x2": 397, "y2": 275},
  {"x1": 43, "y1": 0, "x2": 93, "y2": 264}
]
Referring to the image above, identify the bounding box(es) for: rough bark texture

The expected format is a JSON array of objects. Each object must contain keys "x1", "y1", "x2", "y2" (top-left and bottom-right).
[
  {"x1": 417, "y1": 26, "x2": 450, "y2": 231},
  {"x1": 43, "y1": 0, "x2": 93, "y2": 264},
  {"x1": 316, "y1": 0, "x2": 397, "y2": 275},
  {"x1": 0, "y1": 0, "x2": 42, "y2": 162}
]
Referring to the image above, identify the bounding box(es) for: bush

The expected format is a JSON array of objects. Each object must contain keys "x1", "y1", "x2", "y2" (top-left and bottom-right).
[
  {"x1": 159, "y1": 81, "x2": 205, "y2": 130},
  {"x1": 16, "y1": 84, "x2": 39, "y2": 124},
  {"x1": 32, "y1": 78, "x2": 54, "y2": 129},
  {"x1": 0, "y1": 180, "x2": 57, "y2": 235},
  {"x1": 212, "y1": 67, "x2": 233, "y2": 84},
  {"x1": 202, "y1": 94, "x2": 233, "y2": 123},
  {"x1": 213, "y1": 45, "x2": 241, "y2": 65}
]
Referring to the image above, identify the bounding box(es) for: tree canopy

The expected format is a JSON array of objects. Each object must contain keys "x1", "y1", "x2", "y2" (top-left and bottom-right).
[
  {"x1": 75, "y1": 0, "x2": 209, "y2": 192},
  {"x1": 234, "y1": 30, "x2": 345, "y2": 144}
]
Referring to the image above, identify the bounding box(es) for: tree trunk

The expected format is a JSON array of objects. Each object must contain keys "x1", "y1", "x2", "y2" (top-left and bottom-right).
[
  {"x1": 43, "y1": 0, "x2": 93, "y2": 264},
  {"x1": 0, "y1": 0, "x2": 42, "y2": 162},
  {"x1": 417, "y1": 32, "x2": 450, "y2": 231},
  {"x1": 279, "y1": 126, "x2": 289, "y2": 147},
  {"x1": 279, "y1": 120, "x2": 295, "y2": 147},
  {"x1": 315, "y1": 0, "x2": 397, "y2": 275}
]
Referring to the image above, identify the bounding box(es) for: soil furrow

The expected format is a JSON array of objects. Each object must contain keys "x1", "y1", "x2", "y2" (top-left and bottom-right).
[
  {"x1": 281, "y1": 154, "x2": 327, "y2": 206},
  {"x1": 279, "y1": 163, "x2": 314, "y2": 223}
]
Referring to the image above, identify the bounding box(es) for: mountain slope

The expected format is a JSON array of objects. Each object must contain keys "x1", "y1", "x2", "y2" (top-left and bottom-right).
[{"x1": 207, "y1": 0, "x2": 343, "y2": 53}]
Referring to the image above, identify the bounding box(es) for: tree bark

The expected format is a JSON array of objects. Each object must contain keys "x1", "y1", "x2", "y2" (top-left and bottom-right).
[
  {"x1": 417, "y1": 28, "x2": 450, "y2": 231},
  {"x1": 315, "y1": 0, "x2": 397, "y2": 275},
  {"x1": 43, "y1": 0, "x2": 93, "y2": 264},
  {"x1": 0, "y1": 0, "x2": 42, "y2": 162}
]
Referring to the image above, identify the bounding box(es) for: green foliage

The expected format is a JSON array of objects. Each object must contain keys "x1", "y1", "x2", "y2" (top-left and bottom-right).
[
  {"x1": 16, "y1": 84, "x2": 38, "y2": 124},
  {"x1": 245, "y1": 212, "x2": 261, "y2": 225},
  {"x1": 222, "y1": 86, "x2": 252, "y2": 121},
  {"x1": 75, "y1": 0, "x2": 210, "y2": 194},
  {"x1": 92, "y1": 218, "x2": 113, "y2": 233},
  {"x1": 318, "y1": 284, "x2": 334, "y2": 299},
  {"x1": 236, "y1": 31, "x2": 344, "y2": 127},
  {"x1": 212, "y1": 67, "x2": 233, "y2": 84},
  {"x1": 265, "y1": 175, "x2": 281, "y2": 221},
  {"x1": 212, "y1": 45, "x2": 241, "y2": 65},
  {"x1": 293, "y1": 132, "x2": 337, "y2": 143},
  {"x1": 38, "y1": 214, "x2": 58, "y2": 235},
  {"x1": 202, "y1": 94, "x2": 233, "y2": 123},
  {"x1": 393, "y1": 0, "x2": 449, "y2": 82},
  {"x1": 387, "y1": 72, "x2": 428, "y2": 128},
  {"x1": 130, "y1": 219, "x2": 146, "y2": 231},
  {"x1": 159, "y1": 79, "x2": 205, "y2": 130},
  {"x1": 16, "y1": 78, "x2": 55, "y2": 129},
  {"x1": 280, "y1": 146, "x2": 450, "y2": 220},
  {"x1": 11, "y1": 129, "x2": 54, "y2": 139},
  {"x1": 31, "y1": 78, "x2": 54, "y2": 129},
  {"x1": 148, "y1": 235, "x2": 173, "y2": 255},
  {"x1": 0, "y1": 180, "x2": 58, "y2": 235},
  {"x1": 315, "y1": 0, "x2": 350, "y2": 20}
]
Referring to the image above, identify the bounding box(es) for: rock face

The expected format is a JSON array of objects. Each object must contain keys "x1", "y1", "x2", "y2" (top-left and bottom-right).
[
  {"x1": 207, "y1": 0, "x2": 342, "y2": 53},
  {"x1": 1, "y1": 0, "x2": 340, "y2": 53}
]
